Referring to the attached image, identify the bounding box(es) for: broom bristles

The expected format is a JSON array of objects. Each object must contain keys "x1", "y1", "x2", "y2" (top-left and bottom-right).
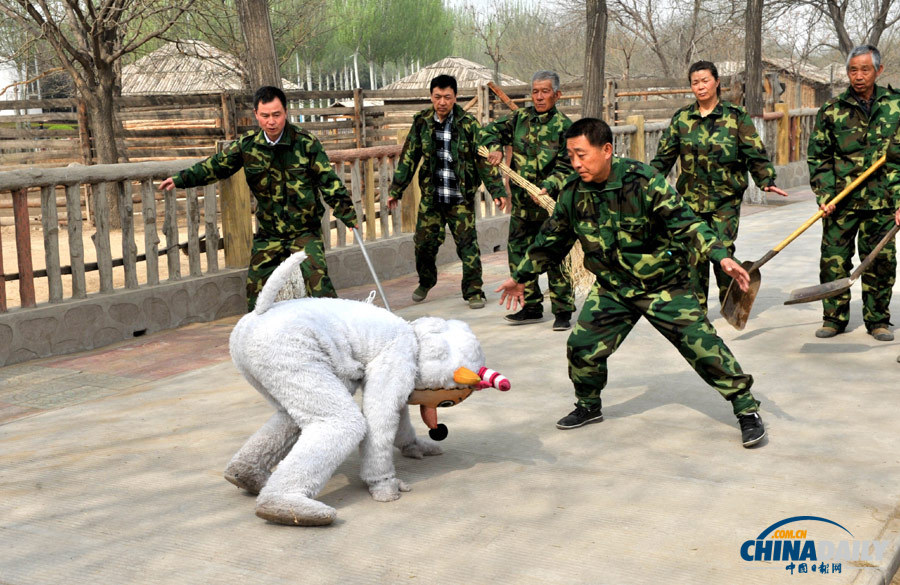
[{"x1": 478, "y1": 146, "x2": 594, "y2": 295}]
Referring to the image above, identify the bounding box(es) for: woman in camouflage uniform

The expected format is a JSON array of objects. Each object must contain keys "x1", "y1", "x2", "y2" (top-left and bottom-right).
[{"x1": 651, "y1": 61, "x2": 787, "y2": 312}]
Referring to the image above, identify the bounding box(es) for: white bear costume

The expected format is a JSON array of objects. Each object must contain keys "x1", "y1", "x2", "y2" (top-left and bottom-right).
[{"x1": 226, "y1": 252, "x2": 487, "y2": 525}]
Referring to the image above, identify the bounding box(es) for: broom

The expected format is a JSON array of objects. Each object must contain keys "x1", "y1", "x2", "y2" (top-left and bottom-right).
[{"x1": 478, "y1": 145, "x2": 594, "y2": 295}]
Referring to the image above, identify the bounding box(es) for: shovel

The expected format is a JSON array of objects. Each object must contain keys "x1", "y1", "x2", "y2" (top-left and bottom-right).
[
  {"x1": 784, "y1": 221, "x2": 900, "y2": 305},
  {"x1": 720, "y1": 154, "x2": 886, "y2": 330}
]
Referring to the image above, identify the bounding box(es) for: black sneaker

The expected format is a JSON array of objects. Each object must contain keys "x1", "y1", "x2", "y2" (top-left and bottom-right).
[
  {"x1": 552, "y1": 312, "x2": 572, "y2": 331},
  {"x1": 504, "y1": 307, "x2": 543, "y2": 325},
  {"x1": 738, "y1": 412, "x2": 766, "y2": 448},
  {"x1": 556, "y1": 404, "x2": 604, "y2": 429}
]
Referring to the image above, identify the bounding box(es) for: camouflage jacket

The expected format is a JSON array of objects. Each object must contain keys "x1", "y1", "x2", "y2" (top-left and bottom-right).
[
  {"x1": 513, "y1": 157, "x2": 729, "y2": 297},
  {"x1": 389, "y1": 104, "x2": 503, "y2": 204},
  {"x1": 480, "y1": 105, "x2": 574, "y2": 218},
  {"x1": 173, "y1": 124, "x2": 358, "y2": 238},
  {"x1": 808, "y1": 84, "x2": 900, "y2": 210},
  {"x1": 650, "y1": 100, "x2": 776, "y2": 213}
]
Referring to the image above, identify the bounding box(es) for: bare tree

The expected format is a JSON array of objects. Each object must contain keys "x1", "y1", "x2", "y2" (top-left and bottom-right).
[
  {"x1": 765, "y1": 4, "x2": 829, "y2": 107},
  {"x1": 584, "y1": 0, "x2": 608, "y2": 118},
  {"x1": 463, "y1": 1, "x2": 523, "y2": 83},
  {"x1": 0, "y1": 0, "x2": 196, "y2": 165},
  {"x1": 608, "y1": 0, "x2": 742, "y2": 77},
  {"x1": 606, "y1": 28, "x2": 641, "y2": 79},
  {"x1": 768, "y1": 0, "x2": 900, "y2": 57},
  {"x1": 745, "y1": 0, "x2": 764, "y2": 115},
  {"x1": 503, "y1": 2, "x2": 586, "y2": 81},
  {"x1": 235, "y1": 0, "x2": 282, "y2": 88}
]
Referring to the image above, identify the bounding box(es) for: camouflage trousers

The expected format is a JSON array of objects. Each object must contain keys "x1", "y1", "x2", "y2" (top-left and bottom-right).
[
  {"x1": 246, "y1": 231, "x2": 336, "y2": 311},
  {"x1": 414, "y1": 198, "x2": 483, "y2": 300},
  {"x1": 819, "y1": 208, "x2": 896, "y2": 330},
  {"x1": 567, "y1": 281, "x2": 758, "y2": 417},
  {"x1": 693, "y1": 200, "x2": 741, "y2": 312},
  {"x1": 508, "y1": 213, "x2": 575, "y2": 315}
]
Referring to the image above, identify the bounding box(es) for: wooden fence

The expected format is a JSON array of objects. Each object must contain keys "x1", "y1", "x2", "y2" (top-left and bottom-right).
[
  {"x1": 0, "y1": 105, "x2": 818, "y2": 313},
  {"x1": 0, "y1": 77, "x2": 823, "y2": 173},
  {"x1": 606, "y1": 75, "x2": 744, "y2": 124},
  {"x1": 0, "y1": 139, "x2": 520, "y2": 312},
  {"x1": 0, "y1": 83, "x2": 591, "y2": 169}
]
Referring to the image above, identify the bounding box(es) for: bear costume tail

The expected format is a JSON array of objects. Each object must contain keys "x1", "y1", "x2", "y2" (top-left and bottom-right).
[{"x1": 254, "y1": 251, "x2": 308, "y2": 315}]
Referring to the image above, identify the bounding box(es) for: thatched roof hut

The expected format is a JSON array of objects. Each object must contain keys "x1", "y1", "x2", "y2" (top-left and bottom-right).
[
  {"x1": 381, "y1": 56, "x2": 525, "y2": 91},
  {"x1": 122, "y1": 40, "x2": 299, "y2": 95}
]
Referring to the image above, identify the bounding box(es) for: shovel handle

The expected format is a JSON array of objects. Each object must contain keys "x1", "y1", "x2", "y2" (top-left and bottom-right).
[
  {"x1": 772, "y1": 154, "x2": 886, "y2": 253},
  {"x1": 849, "y1": 221, "x2": 900, "y2": 280}
]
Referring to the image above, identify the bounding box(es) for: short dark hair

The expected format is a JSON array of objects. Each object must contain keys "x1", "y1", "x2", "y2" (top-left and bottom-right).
[
  {"x1": 430, "y1": 75, "x2": 457, "y2": 94},
  {"x1": 254, "y1": 86, "x2": 287, "y2": 110},
  {"x1": 564, "y1": 117, "x2": 612, "y2": 148},
  {"x1": 688, "y1": 60, "x2": 721, "y2": 97}
]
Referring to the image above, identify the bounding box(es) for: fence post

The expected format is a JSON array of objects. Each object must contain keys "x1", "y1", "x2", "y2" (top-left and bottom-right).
[
  {"x1": 220, "y1": 172, "x2": 253, "y2": 268},
  {"x1": 626, "y1": 114, "x2": 646, "y2": 162},
  {"x1": 605, "y1": 80, "x2": 616, "y2": 123},
  {"x1": 77, "y1": 100, "x2": 93, "y2": 165},
  {"x1": 365, "y1": 157, "x2": 377, "y2": 240},
  {"x1": 13, "y1": 189, "x2": 35, "y2": 308},
  {"x1": 0, "y1": 216, "x2": 6, "y2": 312},
  {"x1": 354, "y1": 88, "x2": 364, "y2": 148},
  {"x1": 775, "y1": 103, "x2": 790, "y2": 165},
  {"x1": 396, "y1": 128, "x2": 419, "y2": 233},
  {"x1": 220, "y1": 92, "x2": 236, "y2": 140}
]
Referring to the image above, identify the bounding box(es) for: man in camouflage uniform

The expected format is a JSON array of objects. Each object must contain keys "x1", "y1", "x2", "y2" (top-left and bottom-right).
[
  {"x1": 808, "y1": 45, "x2": 900, "y2": 342},
  {"x1": 160, "y1": 86, "x2": 358, "y2": 311},
  {"x1": 482, "y1": 70, "x2": 576, "y2": 330},
  {"x1": 496, "y1": 118, "x2": 765, "y2": 448},
  {"x1": 650, "y1": 60, "x2": 785, "y2": 312},
  {"x1": 387, "y1": 74, "x2": 504, "y2": 309}
]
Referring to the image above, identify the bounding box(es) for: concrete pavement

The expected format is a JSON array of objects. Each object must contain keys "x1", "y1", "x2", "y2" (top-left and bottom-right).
[{"x1": 2, "y1": 187, "x2": 900, "y2": 585}]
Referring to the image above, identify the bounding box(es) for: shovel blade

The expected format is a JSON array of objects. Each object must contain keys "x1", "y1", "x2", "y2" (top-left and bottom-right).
[
  {"x1": 720, "y1": 261, "x2": 761, "y2": 330},
  {"x1": 784, "y1": 277, "x2": 853, "y2": 305}
]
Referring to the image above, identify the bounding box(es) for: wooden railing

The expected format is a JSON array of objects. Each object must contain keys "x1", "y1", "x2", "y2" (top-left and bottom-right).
[
  {"x1": 0, "y1": 106, "x2": 819, "y2": 313},
  {"x1": 0, "y1": 143, "x2": 506, "y2": 312},
  {"x1": 610, "y1": 108, "x2": 818, "y2": 165}
]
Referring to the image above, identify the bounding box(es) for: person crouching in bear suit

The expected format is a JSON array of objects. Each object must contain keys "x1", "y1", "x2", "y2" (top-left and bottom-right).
[{"x1": 225, "y1": 251, "x2": 490, "y2": 526}]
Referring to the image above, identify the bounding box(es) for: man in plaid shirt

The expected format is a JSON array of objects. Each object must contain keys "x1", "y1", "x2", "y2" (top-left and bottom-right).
[{"x1": 388, "y1": 75, "x2": 504, "y2": 308}]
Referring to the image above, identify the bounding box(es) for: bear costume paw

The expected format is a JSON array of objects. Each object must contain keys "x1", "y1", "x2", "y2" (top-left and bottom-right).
[
  {"x1": 255, "y1": 493, "x2": 337, "y2": 526},
  {"x1": 400, "y1": 437, "x2": 443, "y2": 459},
  {"x1": 368, "y1": 477, "x2": 411, "y2": 502}
]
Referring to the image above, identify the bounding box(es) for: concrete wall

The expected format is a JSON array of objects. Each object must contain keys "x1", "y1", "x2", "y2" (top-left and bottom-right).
[
  {"x1": 744, "y1": 161, "x2": 809, "y2": 204},
  {"x1": 326, "y1": 214, "x2": 509, "y2": 288},
  {"x1": 774, "y1": 161, "x2": 810, "y2": 189},
  {"x1": 0, "y1": 215, "x2": 510, "y2": 366},
  {"x1": 0, "y1": 271, "x2": 248, "y2": 366}
]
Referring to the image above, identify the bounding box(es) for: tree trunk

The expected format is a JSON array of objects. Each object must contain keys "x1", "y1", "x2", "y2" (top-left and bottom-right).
[
  {"x1": 81, "y1": 75, "x2": 123, "y2": 228},
  {"x1": 744, "y1": 0, "x2": 764, "y2": 116},
  {"x1": 235, "y1": 0, "x2": 282, "y2": 89},
  {"x1": 369, "y1": 60, "x2": 377, "y2": 90},
  {"x1": 584, "y1": 0, "x2": 608, "y2": 119}
]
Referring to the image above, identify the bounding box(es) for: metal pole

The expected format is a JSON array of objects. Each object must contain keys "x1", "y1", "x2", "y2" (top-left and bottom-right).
[{"x1": 352, "y1": 227, "x2": 391, "y2": 312}]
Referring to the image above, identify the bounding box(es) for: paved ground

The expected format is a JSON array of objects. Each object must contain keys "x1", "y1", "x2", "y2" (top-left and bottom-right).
[{"x1": 2, "y1": 186, "x2": 900, "y2": 585}]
